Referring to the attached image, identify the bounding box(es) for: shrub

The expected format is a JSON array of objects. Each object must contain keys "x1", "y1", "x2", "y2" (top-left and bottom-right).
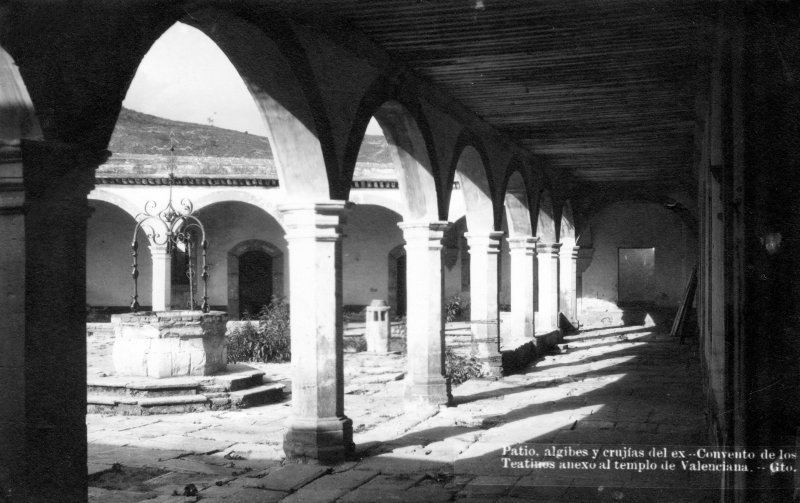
[
  {"x1": 227, "y1": 297, "x2": 291, "y2": 363},
  {"x1": 444, "y1": 347, "x2": 483, "y2": 385},
  {"x1": 444, "y1": 293, "x2": 470, "y2": 322}
]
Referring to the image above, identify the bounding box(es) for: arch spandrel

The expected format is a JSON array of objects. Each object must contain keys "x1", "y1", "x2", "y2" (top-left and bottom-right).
[
  {"x1": 559, "y1": 199, "x2": 576, "y2": 244},
  {"x1": 454, "y1": 144, "x2": 494, "y2": 233},
  {"x1": 373, "y1": 101, "x2": 439, "y2": 221},
  {"x1": 536, "y1": 190, "x2": 557, "y2": 243},
  {"x1": 0, "y1": 46, "x2": 42, "y2": 142},
  {"x1": 502, "y1": 170, "x2": 533, "y2": 238}
]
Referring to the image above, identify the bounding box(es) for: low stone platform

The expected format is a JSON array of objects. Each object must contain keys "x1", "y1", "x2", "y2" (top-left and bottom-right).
[{"x1": 87, "y1": 363, "x2": 285, "y2": 415}]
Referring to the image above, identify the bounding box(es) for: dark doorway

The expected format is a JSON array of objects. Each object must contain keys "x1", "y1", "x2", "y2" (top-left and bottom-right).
[
  {"x1": 618, "y1": 247, "x2": 655, "y2": 306},
  {"x1": 239, "y1": 250, "x2": 272, "y2": 317},
  {"x1": 396, "y1": 254, "x2": 407, "y2": 317}
]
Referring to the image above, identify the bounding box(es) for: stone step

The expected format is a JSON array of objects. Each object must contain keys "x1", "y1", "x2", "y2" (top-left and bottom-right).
[
  {"x1": 87, "y1": 378, "x2": 200, "y2": 397},
  {"x1": 207, "y1": 370, "x2": 265, "y2": 392},
  {"x1": 229, "y1": 383, "x2": 285, "y2": 408}
]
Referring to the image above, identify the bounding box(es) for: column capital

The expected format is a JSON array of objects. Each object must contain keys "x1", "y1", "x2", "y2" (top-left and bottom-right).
[
  {"x1": 148, "y1": 243, "x2": 170, "y2": 256},
  {"x1": 569, "y1": 245, "x2": 581, "y2": 259},
  {"x1": 279, "y1": 200, "x2": 352, "y2": 241},
  {"x1": 0, "y1": 140, "x2": 24, "y2": 214},
  {"x1": 22, "y1": 139, "x2": 106, "y2": 202},
  {"x1": 536, "y1": 241, "x2": 562, "y2": 256},
  {"x1": 508, "y1": 235, "x2": 539, "y2": 251},
  {"x1": 464, "y1": 231, "x2": 504, "y2": 254},
  {"x1": 398, "y1": 220, "x2": 450, "y2": 245}
]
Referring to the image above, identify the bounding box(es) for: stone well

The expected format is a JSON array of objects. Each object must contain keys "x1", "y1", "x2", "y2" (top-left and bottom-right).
[{"x1": 112, "y1": 310, "x2": 228, "y2": 378}]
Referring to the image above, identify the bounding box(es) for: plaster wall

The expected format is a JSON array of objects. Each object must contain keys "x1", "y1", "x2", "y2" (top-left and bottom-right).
[
  {"x1": 197, "y1": 202, "x2": 288, "y2": 308},
  {"x1": 580, "y1": 201, "x2": 696, "y2": 324},
  {"x1": 87, "y1": 201, "x2": 153, "y2": 307},
  {"x1": 342, "y1": 205, "x2": 404, "y2": 307}
]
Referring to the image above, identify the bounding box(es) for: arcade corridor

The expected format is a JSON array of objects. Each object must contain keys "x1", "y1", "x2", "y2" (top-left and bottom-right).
[{"x1": 3, "y1": 2, "x2": 800, "y2": 501}]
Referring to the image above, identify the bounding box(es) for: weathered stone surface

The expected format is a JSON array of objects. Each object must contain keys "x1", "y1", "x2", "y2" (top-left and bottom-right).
[
  {"x1": 113, "y1": 311, "x2": 227, "y2": 378},
  {"x1": 255, "y1": 464, "x2": 331, "y2": 492}
]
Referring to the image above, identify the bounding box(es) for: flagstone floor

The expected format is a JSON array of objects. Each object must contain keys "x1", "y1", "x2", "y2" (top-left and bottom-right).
[{"x1": 88, "y1": 323, "x2": 720, "y2": 502}]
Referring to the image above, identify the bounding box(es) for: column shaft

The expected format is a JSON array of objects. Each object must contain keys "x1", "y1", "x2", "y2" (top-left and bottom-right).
[
  {"x1": 559, "y1": 245, "x2": 579, "y2": 328},
  {"x1": 399, "y1": 221, "x2": 451, "y2": 407},
  {"x1": 0, "y1": 143, "x2": 26, "y2": 501},
  {"x1": 508, "y1": 236, "x2": 537, "y2": 346},
  {"x1": 149, "y1": 244, "x2": 171, "y2": 311},
  {"x1": 465, "y1": 231, "x2": 503, "y2": 376},
  {"x1": 536, "y1": 242, "x2": 562, "y2": 334},
  {"x1": 21, "y1": 140, "x2": 102, "y2": 502},
  {"x1": 280, "y1": 202, "x2": 353, "y2": 463}
]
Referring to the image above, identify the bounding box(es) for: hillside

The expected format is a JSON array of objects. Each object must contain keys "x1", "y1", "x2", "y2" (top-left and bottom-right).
[{"x1": 109, "y1": 108, "x2": 392, "y2": 164}]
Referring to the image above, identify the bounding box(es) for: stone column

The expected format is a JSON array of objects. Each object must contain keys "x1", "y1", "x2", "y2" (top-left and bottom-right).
[
  {"x1": 559, "y1": 244, "x2": 580, "y2": 329},
  {"x1": 280, "y1": 202, "x2": 353, "y2": 463},
  {"x1": 21, "y1": 140, "x2": 103, "y2": 502},
  {"x1": 149, "y1": 244, "x2": 172, "y2": 311},
  {"x1": 0, "y1": 141, "x2": 27, "y2": 502},
  {"x1": 465, "y1": 231, "x2": 503, "y2": 377},
  {"x1": 535, "y1": 242, "x2": 562, "y2": 334},
  {"x1": 399, "y1": 221, "x2": 451, "y2": 407},
  {"x1": 576, "y1": 247, "x2": 594, "y2": 322},
  {"x1": 507, "y1": 236, "x2": 538, "y2": 345}
]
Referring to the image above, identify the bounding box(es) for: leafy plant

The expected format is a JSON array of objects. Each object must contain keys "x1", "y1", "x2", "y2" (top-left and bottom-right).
[
  {"x1": 444, "y1": 293, "x2": 470, "y2": 322},
  {"x1": 227, "y1": 297, "x2": 291, "y2": 363},
  {"x1": 444, "y1": 347, "x2": 483, "y2": 385}
]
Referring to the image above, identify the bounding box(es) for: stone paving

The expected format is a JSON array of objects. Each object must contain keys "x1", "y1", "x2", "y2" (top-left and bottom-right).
[{"x1": 87, "y1": 324, "x2": 718, "y2": 502}]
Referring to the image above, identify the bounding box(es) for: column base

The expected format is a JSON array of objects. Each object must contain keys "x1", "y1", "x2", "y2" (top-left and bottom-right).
[
  {"x1": 475, "y1": 353, "x2": 503, "y2": 378},
  {"x1": 471, "y1": 341, "x2": 503, "y2": 377},
  {"x1": 404, "y1": 376, "x2": 451, "y2": 408},
  {"x1": 283, "y1": 416, "x2": 354, "y2": 464}
]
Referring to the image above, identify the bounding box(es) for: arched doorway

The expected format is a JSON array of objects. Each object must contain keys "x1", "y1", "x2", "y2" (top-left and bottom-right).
[
  {"x1": 238, "y1": 249, "x2": 273, "y2": 317},
  {"x1": 227, "y1": 239, "x2": 284, "y2": 320}
]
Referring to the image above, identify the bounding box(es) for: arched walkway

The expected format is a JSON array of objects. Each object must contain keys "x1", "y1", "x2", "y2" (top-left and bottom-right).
[
  {"x1": 502, "y1": 169, "x2": 537, "y2": 351},
  {"x1": 451, "y1": 141, "x2": 502, "y2": 375}
]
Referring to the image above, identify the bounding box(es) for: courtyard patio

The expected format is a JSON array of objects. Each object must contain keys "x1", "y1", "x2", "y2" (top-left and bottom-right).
[{"x1": 86, "y1": 323, "x2": 716, "y2": 503}]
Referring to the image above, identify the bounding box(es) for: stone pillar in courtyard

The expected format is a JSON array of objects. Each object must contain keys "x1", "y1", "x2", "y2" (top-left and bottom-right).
[
  {"x1": 508, "y1": 236, "x2": 538, "y2": 344},
  {"x1": 536, "y1": 242, "x2": 562, "y2": 334},
  {"x1": 19, "y1": 140, "x2": 104, "y2": 502},
  {"x1": 280, "y1": 202, "x2": 353, "y2": 463},
  {"x1": 465, "y1": 231, "x2": 503, "y2": 377},
  {"x1": 399, "y1": 221, "x2": 451, "y2": 408},
  {"x1": 559, "y1": 244, "x2": 580, "y2": 329},
  {"x1": 149, "y1": 243, "x2": 172, "y2": 311},
  {"x1": 365, "y1": 299, "x2": 391, "y2": 353}
]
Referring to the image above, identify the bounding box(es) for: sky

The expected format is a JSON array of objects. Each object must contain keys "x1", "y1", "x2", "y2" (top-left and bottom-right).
[{"x1": 123, "y1": 22, "x2": 381, "y2": 137}]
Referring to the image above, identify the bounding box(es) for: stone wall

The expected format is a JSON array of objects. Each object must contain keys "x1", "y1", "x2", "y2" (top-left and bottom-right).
[{"x1": 580, "y1": 200, "x2": 696, "y2": 327}]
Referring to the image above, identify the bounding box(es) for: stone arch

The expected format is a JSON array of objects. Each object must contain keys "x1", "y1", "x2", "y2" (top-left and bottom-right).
[
  {"x1": 343, "y1": 78, "x2": 441, "y2": 219},
  {"x1": 192, "y1": 189, "x2": 284, "y2": 229},
  {"x1": 347, "y1": 191, "x2": 404, "y2": 217},
  {"x1": 112, "y1": 9, "x2": 333, "y2": 200},
  {"x1": 371, "y1": 101, "x2": 440, "y2": 220},
  {"x1": 227, "y1": 239, "x2": 284, "y2": 320},
  {"x1": 87, "y1": 188, "x2": 140, "y2": 219},
  {"x1": 559, "y1": 200, "x2": 576, "y2": 245},
  {"x1": 387, "y1": 244, "x2": 407, "y2": 317},
  {"x1": 535, "y1": 190, "x2": 557, "y2": 243},
  {"x1": 0, "y1": 47, "x2": 42, "y2": 142},
  {"x1": 502, "y1": 170, "x2": 533, "y2": 237},
  {"x1": 450, "y1": 138, "x2": 495, "y2": 233}
]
